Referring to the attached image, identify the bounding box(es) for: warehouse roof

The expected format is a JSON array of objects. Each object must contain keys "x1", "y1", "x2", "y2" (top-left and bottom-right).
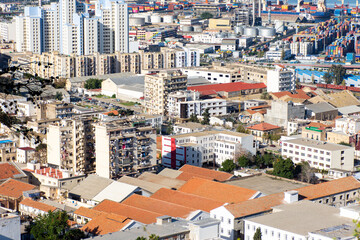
[
  {"x1": 337, "y1": 105, "x2": 360, "y2": 115},
  {"x1": 138, "y1": 172, "x2": 186, "y2": 190},
  {"x1": 92, "y1": 181, "x2": 140, "y2": 203},
  {"x1": 81, "y1": 213, "x2": 132, "y2": 235},
  {"x1": 305, "y1": 102, "x2": 337, "y2": 113},
  {"x1": 69, "y1": 175, "x2": 113, "y2": 200},
  {"x1": 118, "y1": 176, "x2": 167, "y2": 194},
  {"x1": 178, "y1": 165, "x2": 233, "y2": 182}
]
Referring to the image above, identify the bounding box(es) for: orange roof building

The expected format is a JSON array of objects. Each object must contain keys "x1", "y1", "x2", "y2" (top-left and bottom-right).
[
  {"x1": 247, "y1": 122, "x2": 281, "y2": 132},
  {"x1": 122, "y1": 194, "x2": 195, "y2": 218},
  {"x1": 151, "y1": 188, "x2": 223, "y2": 212},
  {"x1": 0, "y1": 179, "x2": 37, "y2": 210},
  {"x1": 270, "y1": 89, "x2": 315, "y2": 100},
  {"x1": 81, "y1": 213, "x2": 133, "y2": 235},
  {"x1": 178, "y1": 178, "x2": 259, "y2": 203},
  {"x1": 73, "y1": 207, "x2": 103, "y2": 224},
  {"x1": 93, "y1": 200, "x2": 162, "y2": 224},
  {"x1": 177, "y1": 165, "x2": 233, "y2": 182},
  {"x1": 19, "y1": 198, "x2": 57, "y2": 217}
]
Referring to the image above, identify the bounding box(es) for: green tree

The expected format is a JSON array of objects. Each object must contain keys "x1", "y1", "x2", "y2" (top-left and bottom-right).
[
  {"x1": 84, "y1": 78, "x2": 102, "y2": 89},
  {"x1": 238, "y1": 155, "x2": 251, "y2": 168},
  {"x1": 272, "y1": 157, "x2": 295, "y2": 179},
  {"x1": 55, "y1": 91, "x2": 63, "y2": 101},
  {"x1": 219, "y1": 159, "x2": 236, "y2": 173},
  {"x1": 29, "y1": 210, "x2": 85, "y2": 240},
  {"x1": 149, "y1": 234, "x2": 160, "y2": 240},
  {"x1": 236, "y1": 124, "x2": 249, "y2": 134},
  {"x1": 253, "y1": 227, "x2": 262, "y2": 240},
  {"x1": 201, "y1": 108, "x2": 210, "y2": 125},
  {"x1": 189, "y1": 113, "x2": 199, "y2": 123},
  {"x1": 339, "y1": 141, "x2": 352, "y2": 146},
  {"x1": 297, "y1": 161, "x2": 317, "y2": 183},
  {"x1": 200, "y1": 12, "x2": 213, "y2": 19},
  {"x1": 323, "y1": 72, "x2": 333, "y2": 84},
  {"x1": 329, "y1": 65, "x2": 346, "y2": 85},
  {"x1": 165, "y1": 123, "x2": 173, "y2": 135},
  {"x1": 111, "y1": 94, "x2": 116, "y2": 98}
]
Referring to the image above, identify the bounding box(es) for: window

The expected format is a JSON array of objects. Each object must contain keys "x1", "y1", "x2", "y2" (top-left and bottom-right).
[{"x1": 228, "y1": 219, "x2": 231, "y2": 224}]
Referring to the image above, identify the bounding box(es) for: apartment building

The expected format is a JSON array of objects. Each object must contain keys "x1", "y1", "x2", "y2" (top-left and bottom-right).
[
  {"x1": 167, "y1": 90, "x2": 227, "y2": 119},
  {"x1": 287, "y1": 120, "x2": 310, "y2": 136},
  {"x1": 0, "y1": 140, "x2": 17, "y2": 162},
  {"x1": 301, "y1": 126, "x2": 327, "y2": 141},
  {"x1": 267, "y1": 65, "x2": 295, "y2": 93},
  {"x1": 144, "y1": 70, "x2": 187, "y2": 115},
  {"x1": 36, "y1": 102, "x2": 74, "y2": 120},
  {"x1": 95, "y1": 119, "x2": 157, "y2": 179},
  {"x1": 47, "y1": 117, "x2": 95, "y2": 173},
  {"x1": 281, "y1": 138, "x2": 354, "y2": 171},
  {"x1": 334, "y1": 116, "x2": 360, "y2": 135},
  {"x1": 162, "y1": 131, "x2": 256, "y2": 169}
]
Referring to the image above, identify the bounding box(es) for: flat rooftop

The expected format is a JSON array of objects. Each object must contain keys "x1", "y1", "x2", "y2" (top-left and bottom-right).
[
  {"x1": 226, "y1": 174, "x2": 309, "y2": 195},
  {"x1": 282, "y1": 138, "x2": 353, "y2": 151}
]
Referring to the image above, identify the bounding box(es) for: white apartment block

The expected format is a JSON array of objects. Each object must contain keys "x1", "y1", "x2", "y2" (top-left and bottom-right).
[
  {"x1": 0, "y1": 20, "x2": 16, "y2": 42},
  {"x1": 334, "y1": 116, "x2": 360, "y2": 135},
  {"x1": 95, "y1": 120, "x2": 157, "y2": 179},
  {"x1": 183, "y1": 47, "x2": 201, "y2": 67},
  {"x1": 43, "y1": 3, "x2": 59, "y2": 53},
  {"x1": 281, "y1": 138, "x2": 354, "y2": 171},
  {"x1": 290, "y1": 41, "x2": 314, "y2": 56},
  {"x1": 287, "y1": 120, "x2": 310, "y2": 136},
  {"x1": 83, "y1": 16, "x2": 99, "y2": 55},
  {"x1": 47, "y1": 117, "x2": 95, "y2": 174},
  {"x1": 167, "y1": 90, "x2": 227, "y2": 118},
  {"x1": 144, "y1": 70, "x2": 187, "y2": 115},
  {"x1": 267, "y1": 65, "x2": 295, "y2": 93},
  {"x1": 182, "y1": 69, "x2": 241, "y2": 84},
  {"x1": 162, "y1": 131, "x2": 256, "y2": 169}
]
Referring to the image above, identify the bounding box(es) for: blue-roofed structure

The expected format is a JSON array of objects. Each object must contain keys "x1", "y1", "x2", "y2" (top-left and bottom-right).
[
  {"x1": 296, "y1": 69, "x2": 326, "y2": 84},
  {"x1": 0, "y1": 140, "x2": 12, "y2": 145},
  {"x1": 345, "y1": 75, "x2": 360, "y2": 87}
]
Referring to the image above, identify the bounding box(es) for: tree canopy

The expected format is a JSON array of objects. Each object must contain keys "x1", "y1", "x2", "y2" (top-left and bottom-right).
[
  {"x1": 329, "y1": 65, "x2": 346, "y2": 85},
  {"x1": 28, "y1": 210, "x2": 85, "y2": 240},
  {"x1": 238, "y1": 155, "x2": 251, "y2": 168},
  {"x1": 219, "y1": 159, "x2": 236, "y2": 173},
  {"x1": 201, "y1": 108, "x2": 210, "y2": 125},
  {"x1": 253, "y1": 227, "x2": 262, "y2": 240},
  {"x1": 272, "y1": 157, "x2": 295, "y2": 179},
  {"x1": 84, "y1": 78, "x2": 102, "y2": 89},
  {"x1": 189, "y1": 113, "x2": 199, "y2": 123},
  {"x1": 323, "y1": 72, "x2": 333, "y2": 84},
  {"x1": 200, "y1": 12, "x2": 213, "y2": 19}
]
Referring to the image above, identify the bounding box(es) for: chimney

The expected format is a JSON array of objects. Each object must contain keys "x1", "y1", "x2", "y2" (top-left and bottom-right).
[
  {"x1": 284, "y1": 190, "x2": 298, "y2": 203},
  {"x1": 156, "y1": 216, "x2": 172, "y2": 225}
]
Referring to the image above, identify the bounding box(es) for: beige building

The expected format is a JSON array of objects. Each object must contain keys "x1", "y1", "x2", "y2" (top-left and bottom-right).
[
  {"x1": 0, "y1": 139, "x2": 17, "y2": 162},
  {"x1": 327, "y1": 131, "x2": 350, "y2": 145},
  {"x1": 301, "y1": 126, "x2": 327, "y2": 141},
  {"x1": 144, "y1": 70, "x2": 187, "y2": 115},
  {"x1": 95, "y1": 119, "x2": 157, "y2": 179},
  {"x1": 47, "y1": 117, "x2": 95, "y2": 174},
  {"x1": 208, "y1": 18, "x2": 232, "y2": 30},
  {"x1": 36, "y1": 102, "x2": 74, "y2": 120}
]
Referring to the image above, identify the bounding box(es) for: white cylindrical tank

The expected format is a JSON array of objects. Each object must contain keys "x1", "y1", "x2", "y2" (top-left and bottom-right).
[
  {"x1": 129, "y1": 17, "x2": 145, "y2": 26},
  {"x1": 150, "y1": 15, "x2": 162, "y2": 23},
  {"x1": 193, "y1": 25, "x2": 202, "y2": 32},
  {"x1": 258, "y1": 27, "x2": 276, "y2": 37},
  {"x1": 182, "y1": 25, "x2": 194, "y2": 32},
  {"x1": 244, "y1": 27, "x2": 258, "y2": 37},
  {"x1": 275, "y1": 20, "x2": 285, "y2": 33},
  {"x1": 163, "y1": 15, "x2": 174, "y2": 23}
]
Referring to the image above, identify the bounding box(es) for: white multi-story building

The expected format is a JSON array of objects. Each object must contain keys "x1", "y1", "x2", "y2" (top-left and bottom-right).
[
  {"x1": 167, "y1": 90, "x2": 227, "y2": 118},
  {"x1": 265, "y1": 45, "x2": 291, "y2": 61},
  {"x1": 162, "y1": 131, "x2": 256, "y2": 168},
  {"x1": 334, "y1": 116, "x2": 360, "y2": 135},
  {"x1": 281, "y1": 138, "x2": 354, "y2": 171},
  {"x1": 267, "y1": 65, "x2": 295, "y2": 93},
  {"x1": 0, "y1": 20, "x2": 16, "y2": 42},
  {"x1": 43, "y1": 3, "x2": 59, "y2": 53},
  {"x1": 290, "y1": 41, "x2": 314, "y2": 56}
]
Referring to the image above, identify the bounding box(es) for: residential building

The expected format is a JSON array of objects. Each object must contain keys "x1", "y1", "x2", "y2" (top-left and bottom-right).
[
  {"x1": 244, "y1": 201, "x2": 356, "y2": 240},
  {"x1": 243, "y1": 100, "x2": 267, "y2": 110},
  {"x1": 0, "y1": 140, "x2": 17, "y2": 162},
  {"x1": 305, "y1": 102, "x2": 338, "y2": 121},
  {"x1": 95, "y1": 119, "x2": 157, "y2": 179},
  {"x1": 16, "y1": 147, "x2": 35, "y2": 163},
  {"x1": 334, "y1": 116, "x2": 360, "y2": 135},
  {"x1": 47, "y1": 117, "x2": 95, "y2": 173},
  {"x1": 167, "y1": 90, "x2": 227, "y2": 118},
  {"x1": 144, "y1": 70, "x2": 187, "y2": 115},
  {"x1": 0, "y1": 179, "x2": 36, "y2": 211},
  {"x1": 162, "y1": 130, "x2": 256, "y2": 168},
  {"x1": 267, "y1": 65, "x2": 295, "y2": 93},
  {"x1": 19, "y1": 198, "x2": 57, "y2": 218},
  {"x1": 266, "y1": 43, "x2": 292, "y2": 61},
  {"x1": 301, "y1": 126, "x2": 327, "y2": 141},
  {"x1": 290, "y1": 41, "x2": 314, "y2": 56},
  {"x1": 287, "y1": 120, "x2": 310, "y2": 136},
  {"x1": 264, "y1": 100, "x2": 305, "y2": 127},
  {"x1": 173, "y1": 122, "x2": 206, "y2": 135},
  {"x1": 281, "y1": 138, "x2": 354, "y2": 171},
  {"x1": 0, "y1": 162, "x2": 28, "y2": 183},
  {"x1": 247, "y1": 122, "x2": 281, "y2": 141},
  {"x1": 37, "y1": 102, "x2": 74, "y2": 120}
]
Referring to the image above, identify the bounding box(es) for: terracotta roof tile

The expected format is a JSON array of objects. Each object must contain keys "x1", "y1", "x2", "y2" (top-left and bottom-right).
[
  {"x1": 74, "y1": 207, "x2": 102, "y2": 219},
  {"x1": 104, "y1": 110, "x2": 119, "y2": 116},
  {"x1": 271, "y1": 89, "x2": 311, "y2": 100},
  {"x1": 247, "y1": 122, "x2": 281, "y2": 131},
  {"x1": 0, "y1": 163, "x2": 21, "y2": 180},
  {"x1": 81, "y1": 213, "x2": 131, "y2": 235},
  {"x1": 178, "y1": 178, "x2": 257, "y2": 203},
  {"x1": 188, "y1": 82, "x2": 266, "y2": 96},
  {"x1": 122, "y1": 194, "x2": 195, "y2": 218},
  {"x1": 296, "y1": 176, "x2": 360, "y2": 200},
  {"x1": 0, "y1": 179, "x2": 36, "y2": 199},
  {"x1": 176, "y1": 172, "x2": 215, "y2": 181},
  {"x1": 151, "y1": 188, "x2": 223, "y2": 212},
  {"x1": 178, "y1": 165, "x2": 233, "y2": 182},
  {"x1": 20, "y1": 198, "x2": 57, "y2": 212},
  {"x1": 93, "y1": 200, "x2": 161, "y2": 224},
  {"x1": 248, "y1": 105, "x2": 270, "y2": 110}
]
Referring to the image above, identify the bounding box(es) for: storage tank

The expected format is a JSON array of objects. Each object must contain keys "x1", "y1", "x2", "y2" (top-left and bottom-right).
[
  {"x1": 244, "y1": 27, "x2": 258, "y2": 37},
  {"x1": 129, "y1": 17, "x2": 145, "y2": 26},
  {"x1": 193, "y1": 25, "x2": 202, "y2": 32},
  {"x1": 163, "y1": 15, "x2": 174, "y2": 23},
  {"x1": 258, "y1": 27, "x2": 276, "y2": 37},
  {"x1": 150, "y1": 15, "x2": 162, "y2": 23},
  {"x1": 182, "y1": 25, "x2": 194, "y2": 32},
  {"x1": 234, "y1": 26, "x2": 244, "y2": 35},
  {"x1": 275, "y1": 20, "x2": 285, "y2": 33}
]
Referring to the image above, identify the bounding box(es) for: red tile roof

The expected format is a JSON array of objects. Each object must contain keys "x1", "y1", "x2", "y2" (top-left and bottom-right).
[
  {"x1": 178, "y1": 178, "x2": 257, "y2": 203},
  {"x1": 0, "y1": 179, "x2": 36, "y2": 199},
  {"x1": 0, "y1": 163, "x2": 22, "y2": 180},
  {"x1": 74, "y1": 207, "x2": 102, "y2": 219},
  {"x1": 248, "y1": 105, "x2": 270, "y2": 110},
  {"x1": 296, "y1": 176, "x2": 360, "y2": 200},
  {"x1": 178, "y1": 165, "x2": 233, "y2": 182},
  {"x1": 271, "y1": 89, "x2": 312, "y2": 100},
  {"x1": 122, "y1": 194, "x2": 195, "y2": 218},
  {"x1": 93, "y1": 200, "x2": 161, "y2": 224},
  {"x1": 151, "y1": 188, "x2": 223, "y2": 212},
  {"x1": 188, "y1": 82, "x2": 266, "y2": 96},
  {"x1": 247, "y1": 122, "x2": 281, "y2": 131},
  {"x1": 247, "y1": 109, "x2": 267, "y2": 115},
  {"x1": 17, "y1": 147, "x2": 35, "y2": 151},
  {"x1": 81, "y1": 213, "x2": 131, "y2": 235},
  {"x1": 20, "y1": 198, "x2": 57, "y2": 212},
  {"x1": 103, "y1": 110, "x2": 119, "y2": 116},
  {"x1": 176, "y1": 172, "x2": 215, "y2": 181},
  {"x1": 34, "y1": 167, "x2": 65, "y2": 179}
]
